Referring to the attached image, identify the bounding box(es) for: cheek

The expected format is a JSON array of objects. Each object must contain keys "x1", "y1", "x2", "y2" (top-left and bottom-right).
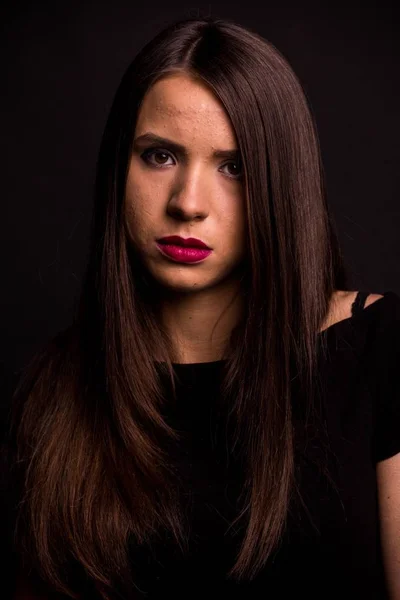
[
  {"x1": 124, "y1": 184, "x2": 144, "y2": 245},
  {"x1": 125, "y1": 199, "x2": 151, "y2": 247},
  {"x1": 222, "y1": 202, "x2": 246, "y2": 239},
  {"x1": 124, "y1": 172, "x2": 157, "y2": 241}
]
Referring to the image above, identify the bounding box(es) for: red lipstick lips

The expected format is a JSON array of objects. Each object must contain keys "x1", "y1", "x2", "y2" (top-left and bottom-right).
[{"x1": 156, "y1": 236, "x2": 212, "y2": 264}]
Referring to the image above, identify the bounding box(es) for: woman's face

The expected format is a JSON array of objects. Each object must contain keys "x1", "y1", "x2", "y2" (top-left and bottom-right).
[{"x1": 124, "y1": 72, "x2": 247, "y2": 295}]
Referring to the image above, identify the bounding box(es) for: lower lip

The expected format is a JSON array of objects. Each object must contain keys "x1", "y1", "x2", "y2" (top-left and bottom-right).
[{"x1": 156, "y1": 243, "x2": 212, "y2": 263}]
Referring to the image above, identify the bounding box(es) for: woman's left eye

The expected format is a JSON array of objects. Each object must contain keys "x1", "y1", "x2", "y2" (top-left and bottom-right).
[{"x1": 221, "y1": 161, "x2": 243, "y2": 179}]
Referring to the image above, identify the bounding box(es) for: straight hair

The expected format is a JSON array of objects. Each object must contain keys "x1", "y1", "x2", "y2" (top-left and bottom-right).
[{"x1": 5, "y1": 16, "x2": 350, "y2": 600}]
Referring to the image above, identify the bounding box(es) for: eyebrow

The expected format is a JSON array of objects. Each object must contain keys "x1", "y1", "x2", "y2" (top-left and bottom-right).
[{"x1": 133, "y1": 132, "x2": 240, "y2": 161}]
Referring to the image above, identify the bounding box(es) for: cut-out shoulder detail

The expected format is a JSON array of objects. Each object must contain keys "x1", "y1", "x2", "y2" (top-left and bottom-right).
[
  {"x1": 319, "y1": 291, "x2": 385, "y2": 333},
  {"x1": 364, "y1": 293, "x2": 385, "y2": 308}
]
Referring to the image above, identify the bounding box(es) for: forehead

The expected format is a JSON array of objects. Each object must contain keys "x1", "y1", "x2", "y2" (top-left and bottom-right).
[{"x1": 135, "y1": 73, "x2": 237, "y2": 144}]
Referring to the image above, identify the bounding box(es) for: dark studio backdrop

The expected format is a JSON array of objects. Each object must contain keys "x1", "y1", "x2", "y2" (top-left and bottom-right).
[{"x1": 1, "y1": 0, "x2": 399, "y2": 377}]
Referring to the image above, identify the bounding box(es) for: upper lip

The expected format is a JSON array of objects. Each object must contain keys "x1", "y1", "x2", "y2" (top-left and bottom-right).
[{"x1": 157, "y1": 236, "x2": 211, "y2": 249}]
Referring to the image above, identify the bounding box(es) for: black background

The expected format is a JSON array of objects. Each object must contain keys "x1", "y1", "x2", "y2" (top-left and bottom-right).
[{"x1": 1, "y1": 0, "x2": 399, "y2": 373}]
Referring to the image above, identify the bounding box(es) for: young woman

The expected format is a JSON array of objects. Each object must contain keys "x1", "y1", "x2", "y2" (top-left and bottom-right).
[{"x1": 3, "y1": 16, "x2": 400, "y2": 600}]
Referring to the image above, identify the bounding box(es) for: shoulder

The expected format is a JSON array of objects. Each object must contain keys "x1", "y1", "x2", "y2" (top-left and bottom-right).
[
  {"x1": 336, "y1": 290, "x2": 384, "y2": 313},
  {"x1": 319, "y1": 289, "x2": 400, "y2": 353},
  {"x1": 364, "y1": 292, "x2": 385, "y2": 307},
  {"x1": 334, "y1": 289, "x2": 399, "y2": 326},
  {"x1": 321, "y1": 290, "x2": 385, "y2": 332}
]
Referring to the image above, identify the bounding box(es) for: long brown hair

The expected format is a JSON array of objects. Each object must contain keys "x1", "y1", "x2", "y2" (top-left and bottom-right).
[{"x1": 5, "y1": 16, "x2": 349, "y2": 600}]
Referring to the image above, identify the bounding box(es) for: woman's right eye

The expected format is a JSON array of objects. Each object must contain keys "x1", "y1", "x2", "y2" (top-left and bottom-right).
[{"x1": 141, "y1": 148, "x2": 175, "y2": 167}]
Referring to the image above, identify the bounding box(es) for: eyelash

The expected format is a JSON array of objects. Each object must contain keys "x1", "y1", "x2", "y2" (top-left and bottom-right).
[{"x1": 140, "y1": 148, "x2": 243, "y2": 180}]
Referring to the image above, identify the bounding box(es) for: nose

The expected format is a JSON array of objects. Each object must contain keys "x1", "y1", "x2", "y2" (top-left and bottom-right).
[{"x1": 166, "y1": 167, "x2": 210, "y2": 222}]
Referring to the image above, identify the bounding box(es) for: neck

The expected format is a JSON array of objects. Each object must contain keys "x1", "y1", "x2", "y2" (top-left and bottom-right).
[{"x1": 158, "y1": 281, "x2": 244, "y2": 364}]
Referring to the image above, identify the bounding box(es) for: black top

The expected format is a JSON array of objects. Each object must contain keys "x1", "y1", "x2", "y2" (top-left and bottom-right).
[{"x1": 2, "y1": 290, "x2": 400, "y2": 599}]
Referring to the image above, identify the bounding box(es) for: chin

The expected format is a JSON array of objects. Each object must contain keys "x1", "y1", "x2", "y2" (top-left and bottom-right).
[{"x1": 153, "y1": 274, "x2": 212, "y2": 294}]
